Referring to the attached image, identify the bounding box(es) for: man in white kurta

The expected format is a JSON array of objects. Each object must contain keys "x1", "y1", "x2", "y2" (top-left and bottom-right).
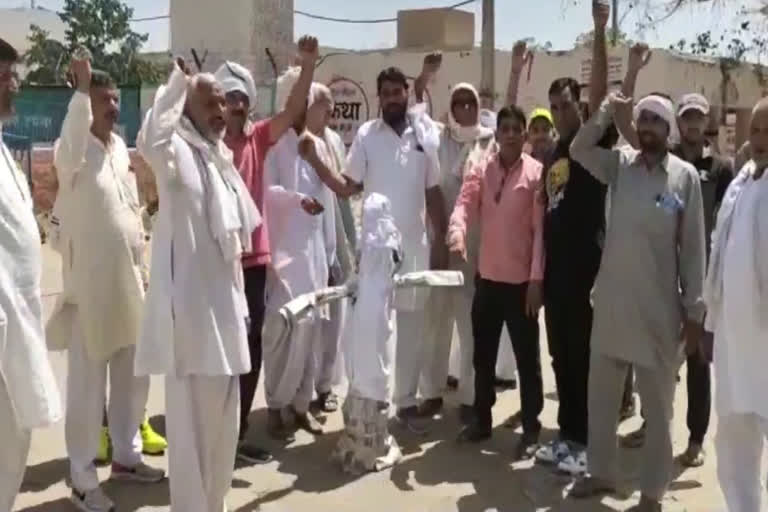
[
  {"x1": 0, "y1": 37, "x2": 62, "y2": 512},
  {"x1": 47, "y1": 59, "x2": 163, "y2": 509},
  {"x1": 136, "y1": 62, "x2": 261, "y2": 512},
  {"x1": 262, "y1": 82, "x2": 336, "y2": 438},
  {"x1": 705, "y1": 100, "x2": 768, "y2": 512}
]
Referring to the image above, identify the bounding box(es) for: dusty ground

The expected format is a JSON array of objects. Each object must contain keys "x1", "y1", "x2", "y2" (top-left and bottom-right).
[{"x1": 13, "y1": 246, "x2": 747, "y2": 512}]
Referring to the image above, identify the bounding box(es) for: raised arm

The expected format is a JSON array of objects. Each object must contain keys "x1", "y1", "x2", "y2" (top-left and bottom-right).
[
  {"x1": 137, "y1": 59, "x2": 189, "y2": 176},
  {"x1": 268, "y1": 36, "x2": 319, "y2": 144},
  {"x1": 614, "y1": 43, "x2": 652, "y2": 149},
  {"x1": 54, "y1": 57, "x2": 92, "y2": 185},
  {"x1": 570, "y1": 99, "x2": 621, "y2": 185},
  {"x1": 506, "y1": 41, "x2": 530, "y2": 107},
  {"x1": 589, "y1": 1, "x2": 610, "y2": 114},
  {"x1": 414, "y1": 53, "x2": 442, "y2": 104}
]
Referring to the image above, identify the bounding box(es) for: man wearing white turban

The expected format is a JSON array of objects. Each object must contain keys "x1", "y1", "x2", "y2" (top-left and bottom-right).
[
  {"x1": 215, "y1": 35, "x2": 319, "y2": 462},
  {"x1": 568, "y1": 46, "x2": 707, "y2": 511}
]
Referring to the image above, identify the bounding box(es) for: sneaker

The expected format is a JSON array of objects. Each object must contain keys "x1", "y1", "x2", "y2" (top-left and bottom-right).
[
  {"x1": 515, "y1": 432, "x2": 540, "y2": 460},
  {"x1": 535, "y1": 440, "x2": 570, "y2": 464},
  {"x1": 236, "y1": 441, "x2": 273, "y2": 464},
  {"x1": 396, "y1": 407, "x2": 430, "y2": 436},
  {"x1": 140, "y1": 418, "x2": 168, "y2": 455},
  {"x1": 457, "y1": 424, "x2": 492, "y2": 443},
  {"x1": 111, "y1": 461, "x2": 166, "y2": 483},
  {"x1": 70, "y1": 487, "x2": 115, "y2": 512},
  {"x1": 95, "y1": 427, "x2": 111, "y2": 464},
  {"x1": 418, "y1": 398, "x2": 444, "y2": 418},
  {"x1": 558, "y1": 449, "x2": 587, "y2": 476}
]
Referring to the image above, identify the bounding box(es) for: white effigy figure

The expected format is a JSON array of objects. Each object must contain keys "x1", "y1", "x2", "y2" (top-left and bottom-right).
[{"x1": 274, "y1": 193, "x2": 463, "y2": 474}]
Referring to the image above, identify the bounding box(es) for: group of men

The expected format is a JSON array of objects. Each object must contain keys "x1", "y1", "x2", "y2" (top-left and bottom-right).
[{"x1": 1, "y1": 0, "x2": 768, "y2": 509}]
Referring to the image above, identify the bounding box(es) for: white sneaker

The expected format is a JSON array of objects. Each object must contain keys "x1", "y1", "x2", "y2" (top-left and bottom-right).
[
  {"x1": 558, "y1": 450, "x2": 587, "y2": 476},
  {"x1": 110, "y1": 461, "x2": 166, "y2": 483},
  {"x1": 70, "y1": 486, "x2": 115, "y2": 512},
  {"x1": 534, "y1": 440, "x2": 570, "y2": 464}
]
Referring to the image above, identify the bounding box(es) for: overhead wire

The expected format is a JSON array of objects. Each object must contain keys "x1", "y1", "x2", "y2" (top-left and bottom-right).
[{"x1": 128, "y1": 0, "x2": 477, "y2": 23}]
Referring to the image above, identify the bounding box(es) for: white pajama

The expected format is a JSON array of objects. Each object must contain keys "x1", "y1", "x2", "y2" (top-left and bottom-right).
[
  {"x1": 716, "y1": 412, "x2": 768, "y2": 512},
  {"x1": 316, "y1": 299, "x2": 346, "y2": 395},
  {"x1": 0, "y1": 378, "x2": 31, "y2": 512},
  {"x1": 422, "y1": 288, "x2": 474, "y2": 405},
  {"x1": 394, "y1": 309, "x2": 426, "y2": 410},
  {"x1": 165, "y1": 375, "x2": 238, "y2": 512},
  {"x1": 66, "y1": 332, "x2": 148, "y2": 492},
  {"x1": 263, "y1": 313, "x2": 318, "y2": 414}
]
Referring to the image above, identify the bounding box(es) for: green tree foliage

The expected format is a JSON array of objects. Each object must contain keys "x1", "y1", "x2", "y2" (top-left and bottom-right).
[{"x1": 23, "y1": 0, "x2": 166, "y2": 86}]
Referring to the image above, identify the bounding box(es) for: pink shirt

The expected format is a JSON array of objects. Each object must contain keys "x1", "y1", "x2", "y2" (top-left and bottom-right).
[
  {"x1": 450, "y1": 152, "x2": 545, "y2": 285},
  {"x1": 225, "y1": 119, "x2": 273, "y2": 268}
]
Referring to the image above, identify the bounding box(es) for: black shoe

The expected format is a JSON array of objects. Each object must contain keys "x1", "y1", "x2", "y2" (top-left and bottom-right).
[
  {"x1": 494, "y1": 377, "x2": 518, "y2": 390},
  {"x1": 418, "y1": 398, "x2": 444, "y2": 418},
  {"x1": 459, "y1": 405, "x2": 474, "y2": 426},
  {"x1": 457, "y1": 424, "x2": 492, "y2": 443},
  {"x1": 236, "y1": 442, "x2": 273, "y2": 464},
  {"x1": 397, "y1": 407, "x2": 430, "y2": 436},
  {"x1": 446, "y1": 376, "x2": 459, "y2": 390}
]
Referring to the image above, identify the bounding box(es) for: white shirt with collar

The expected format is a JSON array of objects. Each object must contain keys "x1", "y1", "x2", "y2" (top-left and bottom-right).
[{"x1": 344, "y1": 117, "x2": 440, "y2": 311}]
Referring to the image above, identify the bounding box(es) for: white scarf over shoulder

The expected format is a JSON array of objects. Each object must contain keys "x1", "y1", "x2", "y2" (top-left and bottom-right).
[{"x1": 176, "y1": 116, "x2": 261, "y2": 261}]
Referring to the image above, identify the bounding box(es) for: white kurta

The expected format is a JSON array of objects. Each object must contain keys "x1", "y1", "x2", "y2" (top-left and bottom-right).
[
  {"x1": 264, "y1": 130, "x2": 336, "y2": 313},
  {"x1": 713, "y1": 171, "x2": 768, "y2": 419},
  {"x1": 135, "y1": 68, "x2": 252, "y2": 378},
  {"x1": 0, "y1": 135, "x2": 62, "y2": 510},
  {"x1": 47, "y1": 92, "x2": 145, "y2": 361}
]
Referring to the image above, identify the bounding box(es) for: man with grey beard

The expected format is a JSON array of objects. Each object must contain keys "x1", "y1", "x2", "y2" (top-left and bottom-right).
[{"x1": 136, "y1": 59, "x2": 261, "y2": 512}]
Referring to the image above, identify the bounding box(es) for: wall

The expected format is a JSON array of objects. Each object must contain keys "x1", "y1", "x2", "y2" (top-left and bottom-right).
[{"x1": 314, "y1": 44, "x2": 768, "y2": 151}]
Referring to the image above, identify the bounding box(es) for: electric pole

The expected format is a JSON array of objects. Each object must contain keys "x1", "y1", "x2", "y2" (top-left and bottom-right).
[{"x1": 480, "y1": 0, "x2": 495, "y2": 109}]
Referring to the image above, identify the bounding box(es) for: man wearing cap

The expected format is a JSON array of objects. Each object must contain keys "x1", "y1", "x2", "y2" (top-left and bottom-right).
[
  {"x1": 612, "y1": 61, "x2": 733, "y2": 466},
  {"x1": 214, "y1": 35, "x2": 319, "y2": 462},
  {"x1": 0, "y1": 36, "x2": 62, "y2": 512},
  {"x1": 569, "y1": 69, "x2": 706, "y2": 510},
  {"x1": 528, "y1": 108, "x2": 555, "y2": 164}
]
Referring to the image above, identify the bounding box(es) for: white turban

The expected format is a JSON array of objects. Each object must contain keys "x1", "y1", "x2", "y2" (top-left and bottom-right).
[
  {"x1": 634, "y1": 94, "x2": 680, "y2": 145},
  {"x1": 214, "y1": 61, "x2": 258, "y2": 112}
]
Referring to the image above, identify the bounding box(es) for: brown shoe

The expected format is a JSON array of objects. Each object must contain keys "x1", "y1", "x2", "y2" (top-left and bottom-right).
[
  {"x1": 293, "y1": 410, "x2": 323, "y2": 435},
  {"x1": 267, "y1": 409, "x2": 295, "y2": 442}
]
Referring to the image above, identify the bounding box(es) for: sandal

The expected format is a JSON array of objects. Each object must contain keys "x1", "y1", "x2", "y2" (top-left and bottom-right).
[
  {"x1": 570, "y1": 475, "x2": 616, "y2": 499},
  {"x1": 621, "y1": 425, "x2": 646, "y2": 449},
  {"x1": 317, "y1": 392, "x2": 339, "y2": 413},
  {"x1": 680, "y1": 443, "x2": 706, "y2": 468}
]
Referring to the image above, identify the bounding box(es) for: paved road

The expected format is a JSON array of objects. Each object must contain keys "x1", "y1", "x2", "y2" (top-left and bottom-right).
[{"x1": 14, "y1": 246, "x2": 739, "y2": 511}]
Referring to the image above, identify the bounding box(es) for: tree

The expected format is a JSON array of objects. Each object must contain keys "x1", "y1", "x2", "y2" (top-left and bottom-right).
[
  {"x1": 574, "y1": 27, "x2": 631, "y2": 48},
  {"x1": 23, "y1": 0, "x2": 166, "y2": 85}
]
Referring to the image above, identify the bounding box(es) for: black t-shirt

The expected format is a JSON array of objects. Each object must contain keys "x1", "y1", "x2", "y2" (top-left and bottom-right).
[
  {"x1": 671, "y1": 145, "x2": 733, "y2": 257},
  {"x1": 542, "y1": 136, "x2": 607, "y2": 296}
]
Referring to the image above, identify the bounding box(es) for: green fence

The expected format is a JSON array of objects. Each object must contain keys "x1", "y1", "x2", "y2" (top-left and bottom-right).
[{"x1": 4, "y1": 85, "x2": 142, "y2": 147}]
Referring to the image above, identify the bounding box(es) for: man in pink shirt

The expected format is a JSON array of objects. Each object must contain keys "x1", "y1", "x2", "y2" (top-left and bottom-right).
[
  {"x1": 448, "y1": 105, "x2": 545, "y2": 459},
  {"x1": 215, "y1": 35, "x2": 319, "y2": 462}
]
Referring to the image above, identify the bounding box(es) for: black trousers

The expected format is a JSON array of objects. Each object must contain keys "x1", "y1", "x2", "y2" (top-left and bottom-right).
[
  {"x1": 239, "y1": 265, "x2": 267, "y2": 439},
  {"x1": 544, "y1": 290, "x2": 592, "y2": 446},
  {"x1": 472, "y1": 278, "x2": 543, "y2": 435},
  {"x1": 686, "y1": 353, "x2": 711, "y2": 445}
]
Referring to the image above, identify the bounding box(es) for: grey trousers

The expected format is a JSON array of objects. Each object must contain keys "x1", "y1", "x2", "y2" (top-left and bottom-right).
[{"x1": 587, "y1": 353, "x2": 677, "y2": 501}]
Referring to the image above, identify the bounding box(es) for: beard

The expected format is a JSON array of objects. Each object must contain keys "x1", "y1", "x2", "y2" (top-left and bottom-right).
[
  {"x1": 638, "y1": 132, "x2": 666, "y2": 153},
  {"x1": 382, "y1": 102, "x2": 407, "y2": 126}
]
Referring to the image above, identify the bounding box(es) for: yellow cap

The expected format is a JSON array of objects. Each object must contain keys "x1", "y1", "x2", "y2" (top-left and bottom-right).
[{"x1": 529, "y1": 107, "x2": 553, "y2": 127}]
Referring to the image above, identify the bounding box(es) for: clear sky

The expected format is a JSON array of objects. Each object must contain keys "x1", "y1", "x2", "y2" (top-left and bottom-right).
[{"x1": 0, "y1": 0, "x2": 757, "y2": 54}]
